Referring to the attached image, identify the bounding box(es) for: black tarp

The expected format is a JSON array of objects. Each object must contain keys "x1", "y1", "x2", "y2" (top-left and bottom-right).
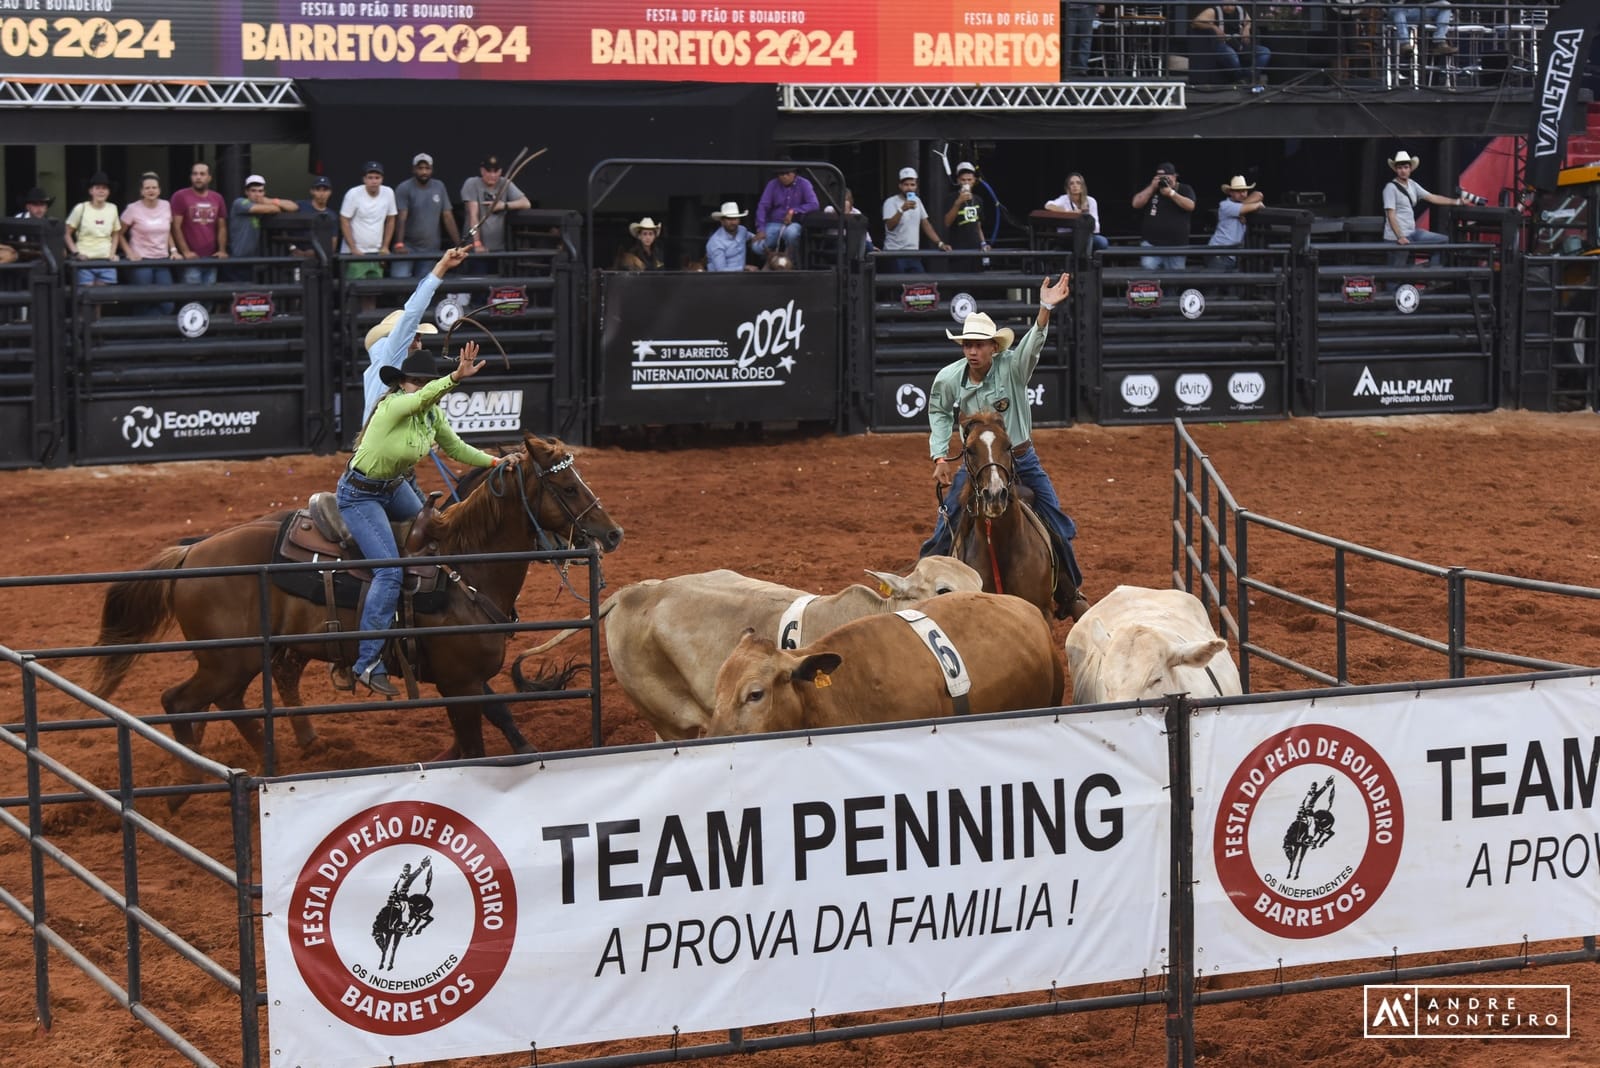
[{"x1": 1528, "y1": 0, "x2": 1600, "y2": 190}]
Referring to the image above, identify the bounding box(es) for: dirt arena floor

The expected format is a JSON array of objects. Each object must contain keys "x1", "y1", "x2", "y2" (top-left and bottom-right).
[{"x1": 4, "y1": 410, "x2": 1600, "y2": 1067}]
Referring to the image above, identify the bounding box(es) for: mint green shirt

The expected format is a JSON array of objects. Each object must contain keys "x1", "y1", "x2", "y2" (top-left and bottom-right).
[
  {"x1": 351, "y1": 374, "x2": 495, "y2": 479},
  {"x1": 927, "y1": 321, "x2": 1046, "y2": 460}
]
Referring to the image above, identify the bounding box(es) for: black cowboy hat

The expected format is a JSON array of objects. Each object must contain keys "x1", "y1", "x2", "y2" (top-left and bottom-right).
[
  {"x1": 22, "y1": 187, "x2": 52, "y2": 206},
  {"x1": 378, "y1": 349, "x2": 451, "y2": 386}
]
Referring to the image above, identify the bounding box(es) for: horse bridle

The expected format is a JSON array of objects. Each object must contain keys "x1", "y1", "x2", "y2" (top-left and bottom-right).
[
  {"x1": 497, "y1": 449, "x2": 607, "y2": 601},
  {"x1": 961, "y1": 428, "x2": 1016, "y2": 513}
]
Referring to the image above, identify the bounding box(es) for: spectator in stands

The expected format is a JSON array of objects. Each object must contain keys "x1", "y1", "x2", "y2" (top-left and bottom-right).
[
  {"x1": 1132, "y1": 162, "x2": 1196, "y2": 271},
  {"x1": 1389, "y1": 1, "x2": 1455, "y2": 56},
  {"x1": 1064, "y1": 3, "x2": 1101, "y2": 76},
  {"x1": 460, "y1": 154, "x2": 530, "y2": 269},
  {"x1": 118, "y1": 172, "x2": 175, "y2": 315},
  {"x1": 614, "y1": 216, "x2": 666, "y2": 271},
  {"x1": 340, "y1": 161, "x2": 397, "y2": 306},
  {"x1": 1189, "y1": 3, "x2": 1271, "y2": 84},
  {"x1": 64, "y1": 172, "x2": 120, "y2": 288},
  {"x1": 752, "y1": 163, "x2": 818, "y2": 265},
  {"x1": 882, "y1": 166, "x2": 950, "y2": 273},
  {"x1": 1382, "y1": 150, "x2": 1461, "y2": 267},
  {"x1": 821, "y1": 188, "x2": 874, "y2": 257},
  {"x1": 392, "y1": 152, "x2": 461, "y2": 279},
  {"x1": 705, "y1": 201, "x2": 757, "y2": 272},
  {"x1": 292, "y1": 175, "x2": 337, "y2": 259},
  {"x1": 229, "y1": 174, "x2": 299, "y2": 278},
  {"x1": 1208, "y1": 174, "x2": 1266, "y2": 270},
  {"x1": 170, "y1": 161, "x2": 227, "y2": 285},
  {"x1": 944, "y1": 161, "x2": 989, "y2": 273},
  {"x1": 10, "y1": 186, "x2": 53, "y2": 262},
  {"x1": 1043, "y1": 172, "x2": 1110, "y2": 252}
]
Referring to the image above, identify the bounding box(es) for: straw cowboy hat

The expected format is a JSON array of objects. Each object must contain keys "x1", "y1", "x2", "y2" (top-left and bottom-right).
[
  {"x1": 628, "y1": 216, "x2": 663, "y2": 237},
  {"x1": 1387, "y1": 151, "x2": 1421, "y2": 171},
  {"x1": 946, "y1": 312, "x2": 1014, "y2": 350},
  {"x1": 365, "y1": 308, "x2": 438, "y2": 353},
  {"x1": 711, "y1": 201, "x2": 747, "y2": 220},
  {"x1": 378, "y1": 348, "x2": 451, "y2": 387},
  {"x1": 1220, "y1": 175, "x2": 1256, "y2": 192}
]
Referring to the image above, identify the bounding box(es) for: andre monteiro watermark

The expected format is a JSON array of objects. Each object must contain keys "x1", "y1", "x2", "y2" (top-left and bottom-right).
[{"x1": 1364, "y1": 984, "x2": 1569, "y2": 1039}]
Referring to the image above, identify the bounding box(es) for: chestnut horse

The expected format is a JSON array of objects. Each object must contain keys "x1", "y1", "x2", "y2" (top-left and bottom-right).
[
  {"x1": 90, "y1": 432, "x2": 623, "y2": 764},
  {"x1": 951, "y1": 410, "x2": 1057, "y2": 620}
]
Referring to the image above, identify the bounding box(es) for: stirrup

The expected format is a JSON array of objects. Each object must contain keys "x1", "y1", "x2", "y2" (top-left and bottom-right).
[{"x1": 356, "y1": 664, "x2": 400, "y2": 697}]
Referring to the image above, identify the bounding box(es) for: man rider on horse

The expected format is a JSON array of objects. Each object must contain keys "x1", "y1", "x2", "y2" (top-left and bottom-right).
[{"x1": 920, "y1": 273, "x2": 1088, "y2": 620}]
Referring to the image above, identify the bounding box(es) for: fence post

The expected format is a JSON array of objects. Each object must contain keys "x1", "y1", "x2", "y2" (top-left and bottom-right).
[
  {"x1": 1447, "y1": 567, "x2": 1466, "y2": 679},
  {"x1": 1235, "y1": 510, "x2": 1251, "y2": 693},
  {"x1": 22, "y1": 659, "x2": 52, "y2": 1031},
  {"x1": 1073, "y1": 243, "x2": 1102, "y2": 422},
  {"x1": 233, "y1": 773, "x2": 263, "y2": 1068},
  {"x1": 1165, "y1": 695, "x2": 1196, "y2": 1068}
]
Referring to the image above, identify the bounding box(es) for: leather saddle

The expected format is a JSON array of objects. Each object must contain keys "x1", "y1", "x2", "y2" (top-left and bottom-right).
[{"x1": 273, "y1": 491, "x2": 448, "y2": 602}]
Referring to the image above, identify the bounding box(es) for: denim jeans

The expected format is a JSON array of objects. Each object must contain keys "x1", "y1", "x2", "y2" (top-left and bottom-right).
[
  {"x1": 336, "y1": 473, "x2": 424, "y2": 675},
  {"x1": 1065, "y1": 3, "x2": 1096, "y2": 73},
  {"x1": 1139, "y1": 241, "x2": 1188, "y2": 271},
  {"x1": 1390, "y1": 5, "x2": 1452, "y2": 42},
  {"x1": 755, "y1": 221, "x2": 803, "y2": 256},
  {"x1": 181, "y1": 264, "x2": 219, "y2": 285},
  {"x1": 389, "y1": 246, "x2": 439, "y2": 279},
  {"x1": 126, "y1": 264, "x2": 175, "y2": 315},
  {"x1": 885, "y1": 256, "x2": 927, "y2": 273},
  {"x1": 1387, "y1": 228, "x2": 1448, "y2": 267},
  {"x1": 919, "y1": 449, "x2": 1082, "y2": 586}
]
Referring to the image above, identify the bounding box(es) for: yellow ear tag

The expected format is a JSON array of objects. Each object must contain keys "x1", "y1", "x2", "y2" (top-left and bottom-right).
[
  {"x1": 879, "y1": 582, "x2": 892, "y2": 597},
  {"x1": 813, "y1": 671, "x2": 833, "y2": 688}
]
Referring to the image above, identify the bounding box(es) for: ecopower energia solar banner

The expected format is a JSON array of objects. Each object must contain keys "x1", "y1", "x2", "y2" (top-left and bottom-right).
[
  {"x1": 260, "y1": 709, "x2": 1168, "y2": 1068},
  {"x1": 1191, "y1": 674, "x2": 1600, "y2": 976}
]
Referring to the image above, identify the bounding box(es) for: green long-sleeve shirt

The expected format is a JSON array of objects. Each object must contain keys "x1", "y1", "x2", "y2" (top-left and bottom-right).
[
  {"x1": 927, "y1": 321, "x2": 1046, "y2": 460},
  {"x1": 350, "y1": 374, "x2": 495, "y2": 480}
]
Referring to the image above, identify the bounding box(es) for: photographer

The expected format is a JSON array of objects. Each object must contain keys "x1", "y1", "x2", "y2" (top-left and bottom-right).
[
  {"x1": 1382, "y1": 150, "x2": 1464, "y2": 268},
  {"x1": 1131, "y1": 162, "x2": 1196, "y2": 271},
  {"x1": 881, "y1": 166, "x2": 949, "y2": 274},
  {"x1": 942, "y1": 161, "x2": 988, "y2": 274}
]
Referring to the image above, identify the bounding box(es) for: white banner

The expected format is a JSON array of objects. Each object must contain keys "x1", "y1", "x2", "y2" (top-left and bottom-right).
[
  {"x1": 1193, "y1": 674, "x2": 1600, "y2": 975},
  {"x1": 261, "y1": 709, "x2": 1169, "y2": 1068}
]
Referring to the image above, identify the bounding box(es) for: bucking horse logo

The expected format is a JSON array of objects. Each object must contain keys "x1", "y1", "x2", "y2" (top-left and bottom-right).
[
  {"x1": 371, "y1": 856, "x2": 436, "y2": 972},
  {"x1": 1281, "y1": 774, "x2": 1336, "y2": 881}
]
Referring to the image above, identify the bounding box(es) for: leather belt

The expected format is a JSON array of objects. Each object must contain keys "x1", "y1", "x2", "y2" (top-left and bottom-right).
[
  {"x1": 1012, "y1": 441, "x2": 1034, "y2": 458},
  {"x1": 344, "y1": 466, "x2": 404, "y2": 493}
]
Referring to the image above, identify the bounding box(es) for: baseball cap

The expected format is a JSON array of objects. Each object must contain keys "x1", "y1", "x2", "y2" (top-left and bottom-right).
[
  {"x1": 898, "y1": 166, "x2": 918, "y2": 181},
  {"x1": 413, "y1": 152, "x2": 433, "y2": 166},
  {"x1": 310, "y1": 175, "x2": 331, "y2": 189},
  {"x1": 956, "y1": 161, "x2": 976, "y2": 175},
  {"x1": 245, "y1": 174, "x2": 266, "y2": 187},
  {"x1": 363, "y1": 160, "x2": 384, "y2": 176},
  {"x1": 1155, "y1": 161, "x2": 1177, "y2": 174},
  {"x1": 480, "y1": 155, "x2": 502, "y2": 170}
]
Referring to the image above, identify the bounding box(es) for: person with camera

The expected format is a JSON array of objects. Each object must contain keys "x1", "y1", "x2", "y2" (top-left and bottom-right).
[
  {"x1": 882, "y1": 166, "x2": 949, "y2": 274},
  {"x1": 1382, "y1": 150, "x2": 1463, "y2": 269},
  {"x1": 1131, "y1": 162, "x2": 1195, "y2": 272},
  {"x1": 943, "y1": 161, "x2": 989, "y2": 274}
]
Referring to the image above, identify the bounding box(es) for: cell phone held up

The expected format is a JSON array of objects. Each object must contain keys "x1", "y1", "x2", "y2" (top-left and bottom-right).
[{"x1": 905, "y1": 191, "x2": 918, "y2": 203}]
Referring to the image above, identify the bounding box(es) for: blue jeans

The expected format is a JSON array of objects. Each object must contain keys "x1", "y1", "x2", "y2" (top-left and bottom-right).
[
  {"x1": 1388, "y1": 229, "x2": 1448, "y2": 267},
  {"x1": 885, "y1": 256, "x2": 927, "y2": 273},
  {"x1": 755, "y1": 221, "x2": 802, "y2": 255},
  {"x1": 919, "y1": 449, "x2": 1082, "y2": 586},
  {"x1": 126, "y1": 264, "x2": 175, "y2": 315},
  {"x1": 1390, "y1": 6, "x2": 1452, "y2": 43},
  {"x1": 389, "y1": 246, "x2": 438, "y2": 279},
  {"x1": 182, "y1": 264, "x2": 218, "y2": 285},
  {"x1": 1139, "y1": 241, "x2": 1188, "y2": 271},
  {"x1": 76, "y1": 266, "x2": 116, "y2": 285},
  {"x1": 1065, "y1": 3, "x2": 1096, "y2": 73},
  {"x1": 1208, "y1": 37, "x2": 1271, "y2": 80},
  {"x1": 336, "y1": 473, "x2": 424, "y2": 675}
]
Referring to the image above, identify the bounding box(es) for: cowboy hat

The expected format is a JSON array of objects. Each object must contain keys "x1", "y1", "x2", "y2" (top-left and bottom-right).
[
  {"x1": 1387, "y1": 151, "x2": 1420, "y2": 171},
  {"x1": 365, "y1": 308, "x2": 438, "y2": 353},
  {"x1": 946, "y1": 312, "x2": 1015, "y2": 350},
  {"x1": 21, "y1": 187, "x2": 52, "y2": 206},
  {"x1": 1220, "y1": 175, "x2": 1256, "y2": 192},
  {"x1": 378, "y1": 348, "x2": 451, "y2": 387},
  {"x1": 629, "y1": 216, "x2": 663, "y2": 237},
  {"x1": 711, "y1": 201, "x2": 747, "y2": 219}
]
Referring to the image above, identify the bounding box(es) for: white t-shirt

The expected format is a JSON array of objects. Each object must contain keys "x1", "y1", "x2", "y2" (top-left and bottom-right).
[
  {"x1": 881, "y1": 194, "x2": 928, "y2": 251},
  {"x1": 1044, "y1": 193, "x2": 1101, "y2": 232},
  {"x1": 339, "y1": 185, "x2": 397, "y2": 254},
  {"x1": 1381, "y1": 177, "x2": 1430, "y2": 241}
]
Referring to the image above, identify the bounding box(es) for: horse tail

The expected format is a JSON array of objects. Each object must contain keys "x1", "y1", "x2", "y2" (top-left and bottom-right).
[{"x1": 91, "y1": 544, "x2": 190, "y2": 698}]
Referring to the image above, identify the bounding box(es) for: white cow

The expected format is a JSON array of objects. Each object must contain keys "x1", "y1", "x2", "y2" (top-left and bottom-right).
[
  {"x1": 520, "y1": 557, "x2": 982, "y2": 741},
  {"x1": 1064, "y1": 584, "x2": 1243, "y2": 704}
]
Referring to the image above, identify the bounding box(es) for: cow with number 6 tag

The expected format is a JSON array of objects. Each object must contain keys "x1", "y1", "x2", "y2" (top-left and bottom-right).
[{"x1": 706, "y1": 591, "x2": 1062, "y2": 736}]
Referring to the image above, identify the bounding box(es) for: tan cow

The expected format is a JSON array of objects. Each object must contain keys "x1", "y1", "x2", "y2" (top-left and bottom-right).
[
  {"x1": 706, "y1": 591, "x2": 1063, "y2": 736},
  {"x1": 597, "y1": 557, "x2": 982, "y2": 741},
  {"x1": 1064, "y1": 584, "x2": 1244, "y2": 704}
]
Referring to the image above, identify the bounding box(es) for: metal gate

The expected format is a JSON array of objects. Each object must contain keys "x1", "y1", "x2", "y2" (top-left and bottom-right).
[{"x1": 0, "y1": 217, "x2": 66, "y2": 468}]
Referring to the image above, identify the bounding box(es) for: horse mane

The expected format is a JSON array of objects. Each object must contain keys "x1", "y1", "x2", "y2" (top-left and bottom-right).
[{"x1": 430, "y1": 436, "x2": 571, "y2": 555}]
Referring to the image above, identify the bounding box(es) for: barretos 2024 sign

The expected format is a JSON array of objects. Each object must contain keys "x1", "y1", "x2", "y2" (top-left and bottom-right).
[
  {"x1": 0, "y1": 1, "x2": 1060, "y2": 82},
  {"x1": 598, "y1": 271, "x2": 839, "y2": 426}
]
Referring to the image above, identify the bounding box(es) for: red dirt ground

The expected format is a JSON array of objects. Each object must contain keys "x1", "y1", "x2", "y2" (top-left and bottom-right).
[{"x1": 4, "y1": 410, "x2": 1600, "y2": 1068}]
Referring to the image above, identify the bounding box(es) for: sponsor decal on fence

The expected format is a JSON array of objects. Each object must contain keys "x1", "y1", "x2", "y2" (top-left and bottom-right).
[
  {"x1": 902, "y1": 281, "x2": 940, "y2": 312},
  {"x1": 262, "y1": 710, "x2": 1169, "y2": 1067},
  {"x1": 232, "y1": 291, "x2": 274, "y2": 324},
  {"x1": 486, "y1": 285, "x2": 527, "y2": 317},
  {"x1": 1342, "y1": 276, "x2": 1375, "y2": 303},
  {"x1": 1126, "y1": 279, "x2": 1162, "y2": 310}
]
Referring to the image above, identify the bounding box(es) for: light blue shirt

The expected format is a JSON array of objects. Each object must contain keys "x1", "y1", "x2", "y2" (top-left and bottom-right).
[
  {"x1": 706, "y1": 224, "x2": 752, "y2": 271},
  {"x1": 362, "y1": 272, "x2": 442, "y2": 424},
  {"x1": 927, "y1": 321, "x2": 1047, "y2": 460},
  {"x1": 1209, "y1": 197, "x2": 1247, "y2": 247}
]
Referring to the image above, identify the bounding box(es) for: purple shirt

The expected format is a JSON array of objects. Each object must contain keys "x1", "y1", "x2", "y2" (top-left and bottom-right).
[{"x1": 755, "y1": 176, "x2": 819, "y2": 228}]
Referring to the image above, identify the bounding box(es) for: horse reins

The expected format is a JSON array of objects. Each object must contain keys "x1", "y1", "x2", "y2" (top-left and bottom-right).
[{"x1": 962, "y1": 447, "x2": 1015, "y2": 595}]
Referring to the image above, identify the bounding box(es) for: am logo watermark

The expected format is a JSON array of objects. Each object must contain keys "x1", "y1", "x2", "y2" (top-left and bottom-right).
[{"x1": 1364, "y1": 984, "x2": 1569, "y2": 1039}]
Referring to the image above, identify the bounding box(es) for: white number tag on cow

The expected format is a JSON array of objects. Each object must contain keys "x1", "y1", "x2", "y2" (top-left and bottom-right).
[
  {"x1": 894, "y1": 609, "x2": 972, "y2": 698},
  {"x1": 777, "y1": 593, "x2": 820, "y2": 650}
]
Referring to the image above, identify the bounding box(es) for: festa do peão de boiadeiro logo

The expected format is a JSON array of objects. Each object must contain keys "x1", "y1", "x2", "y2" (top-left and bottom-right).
[
  {"x1": 1213, "y1": 725, "x2": 1404, "y2": 939},
  {"x1": 288, "y1": 801, "x2": 517, "y2": 1034}
]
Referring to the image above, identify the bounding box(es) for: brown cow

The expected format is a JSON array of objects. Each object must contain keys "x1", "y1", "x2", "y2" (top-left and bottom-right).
[{"x1": 706, "y1": 591, "x2": 1063, "y2": 736}]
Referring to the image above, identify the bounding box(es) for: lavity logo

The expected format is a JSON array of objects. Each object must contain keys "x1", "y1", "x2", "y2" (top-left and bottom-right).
[
  {"x1": 1120, "y1": 374, "x2": 1159, "y2": 408},
  {"x1": 1175, "y1": 373, "x2": 1213, "y2": 406},
  {"x1": 1228, "y1": 372, "x2": 1267, "y2": 406}
]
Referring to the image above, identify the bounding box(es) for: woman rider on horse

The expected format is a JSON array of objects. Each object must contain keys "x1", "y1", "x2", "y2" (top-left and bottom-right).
[
  {"x1": 338, "y1": 340, "x2": 517, "y2": 696},
  {"x1": 920, "y1": 273, "x2": 1088, "y2": 620}
]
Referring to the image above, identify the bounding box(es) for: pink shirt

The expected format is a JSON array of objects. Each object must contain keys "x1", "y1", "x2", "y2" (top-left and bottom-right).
[
  {"x1": 120, "y1": 199, "x2": 173, "y2": 260},
  {"x1": 170, "y1": 187, "x2": 225, "y2": 257}
]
